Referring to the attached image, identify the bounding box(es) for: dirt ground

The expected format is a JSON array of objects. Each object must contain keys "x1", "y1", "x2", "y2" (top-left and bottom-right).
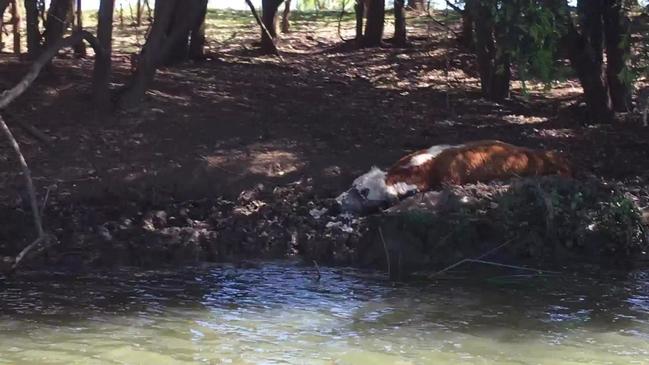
[{"x1": 2, "y1": 10, "x2": 649, "y2": 267}]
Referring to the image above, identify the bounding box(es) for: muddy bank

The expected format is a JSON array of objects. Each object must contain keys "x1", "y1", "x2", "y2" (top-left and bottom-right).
[{"x1": 1, "y1": 176, "x2": 647, "y2": 274}]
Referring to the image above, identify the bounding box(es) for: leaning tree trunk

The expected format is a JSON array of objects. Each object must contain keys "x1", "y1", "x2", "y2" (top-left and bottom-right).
[
  {"x1": 44, "y1": 0, "x2": 73, "y2": 48},
  {"x1": 118, "y1": 0, "x2": 206, "y2": 108},
  {"x1": 471, "y1": 0, "x2": 510, "y2": 101},
  {"x1": 354, "y1": 0, "x2": 365, "y2": 44},
  {"x1": 603, "y1": 0, "x2": 631, "y2": 112},
  {"x1": 363, "y1": 0, "x2": 385, "y2": 47},
  {"x1": 394, "y1": 0, "x2": 407, "y2": 46},
  {"x1": 261, "y1": 0, "x2": 283, "y2": 53},
  {"x1": 280, "y1": 0, "x2": 291, "y2": 33},
  {"x1": 24, "y1": 0, "x2": 42, "y2": 58},
  {"x1": 92, "y1": 0, "x2": 114, "y2": 111}
]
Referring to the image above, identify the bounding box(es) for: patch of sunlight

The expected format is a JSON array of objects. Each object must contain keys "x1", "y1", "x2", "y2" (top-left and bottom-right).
[
  {"x1": 503, "y1": 114, "x2": 548, "y2": 125},
  {"x1": 537, "y1": 129, "x2": 576, "y2": 139},
  {"x1": 248, "y1": 150, "x2": 304, "y2": 177}
]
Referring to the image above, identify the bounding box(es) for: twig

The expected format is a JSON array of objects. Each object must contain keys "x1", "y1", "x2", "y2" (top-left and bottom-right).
[
  {"x1": 433, "y1": 238, "x2": 514, "y2": 276},
  {"x1": 313, "y1": 260, "x2": 321, "y2": 281},
  {"x1": 464, "y1": 259, "x2": 560, "y2": 274},
  {"x1": 378, "y1": 227, "x2": 391, "y2": 278},
  {"x1": 243, "y1": 0, "x2": 285, "y2": 62},
  {"x1": 40, "y1": 186, "x2": 51, "y2": 216},
  {"x1": 445, "y1": 0, "x2": 464, "y2": 14}
]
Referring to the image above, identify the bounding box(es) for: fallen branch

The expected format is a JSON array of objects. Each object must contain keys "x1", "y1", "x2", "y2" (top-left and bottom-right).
[
  {"x1": 0, "y1": 30, "x2": 105, "y2": 273},
  {"x1": 0, "y1": 114, "x2": 49, "y2": 273},
  {"x1": 244, "y1": 0, "x2": 284, "y2": 62}
]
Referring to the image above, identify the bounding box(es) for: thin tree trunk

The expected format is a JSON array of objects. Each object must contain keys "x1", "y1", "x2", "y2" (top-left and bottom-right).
[
  {"x1": 471, "y1": 0, "x2": 510, "y2": 101},
  {"x1": 281, "y1": 0, "x2": 291, "y2": 33},
  {"x1": 73, "y1": 0, "x2": 86, "y2": 57},
  {"x1": 560, "y1": 0, "x2": 613, "y2": 123},
  {"x1": 363, "y1": 0, "x2": 384, "y2": 47},
  {"x1": 24, "y1": 0, "x2": 42, "y2": 58},
  {"x1": 136, "y1": 0, "x2": 142, "y2": 26},
  {"x1": 189, "y1": 2, "x2": 207, "y2": 60},
  {"x1": 44, "y1": 0, "x2": 73, "y2": 48},
  {"x1": 460, "y1": 0, "x2": 474, "y2": 48},
  {"x1": 394, "y1": 0, "x2": 407, "y2": 46},
  {"x1": 261, "y1": 0, "x2": 283, "y2": 53},
  {"x1": 10, "y1": 0, "x2": 20, "y2": 54},
  {"x1": 355, "y1": 0, "x2": 364, "y2": 44},
  {"x1": 92, "y1": 0, "x2": 114, "y2": 111},
  {"x1": 604, "y1": 0, "x2": 631, "y2": 112}
]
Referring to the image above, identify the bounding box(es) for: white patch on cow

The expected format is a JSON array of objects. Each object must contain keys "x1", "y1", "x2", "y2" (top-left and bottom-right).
[
  {"x1": 386, "y1": 181, "x2": 419, "y2": 197},
  {"x1": 408, "y1": 144, "x2": 457, "y2": 167}
]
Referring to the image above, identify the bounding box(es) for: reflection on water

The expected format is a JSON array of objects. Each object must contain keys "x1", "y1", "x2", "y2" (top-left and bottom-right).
[{"x1": 1, "y1": 263, "x2": 649, "y2": 364}]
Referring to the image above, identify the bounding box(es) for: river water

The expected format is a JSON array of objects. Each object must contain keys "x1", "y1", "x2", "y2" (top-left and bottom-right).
[{"x1": 1, "y1": 263, "x2": 649, "y2": 364}]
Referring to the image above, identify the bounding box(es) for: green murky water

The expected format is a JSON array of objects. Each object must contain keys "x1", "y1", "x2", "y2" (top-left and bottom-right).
[{"x1": 1, "y1": 263, "x2": 649, "y2": 364}]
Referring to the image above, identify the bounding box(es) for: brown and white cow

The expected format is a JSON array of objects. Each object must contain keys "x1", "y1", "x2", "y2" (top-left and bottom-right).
[{"x1": 337, "y1": 140, "x2": 572, "y2": 213}]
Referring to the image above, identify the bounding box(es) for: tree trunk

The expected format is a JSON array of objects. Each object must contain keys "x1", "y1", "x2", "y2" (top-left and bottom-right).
[
  {"x1": 118, "y1": 0, "x2": 206, "y2": 108},
  {"x1": 44, "y1": 0, "x2": 73, "y2": 48},
  {"x1": 73, "y1": 0, "x2": 86, "y2": 57},
  {"x1": 189, "y1": 2, "x2": 207, "y2": 60},
  {"x1": 393, "y1": 0, "x2": 407, "y2": 46},
  {"x1": 136, "y1": 0, "x2": 142, "y2": 26},
  {"x1": 165, "y1": 0, "x2": 207, "y2": 65},
  {"x1": 555, "y1": 0, "x2": 613, "y2": 123},
  {"x1": 407, "y1": 0, "x2": 425, "y2": 11},
  {"x1": 354, "y1": 0, "x2": 364, "y2": 44},
  {"x1": 10, "y1": 0, "x2": 20, "y2": 54},
  {"x1": 603, "y1": 0, "x2": 631, "y2": 112},
  {"x1": 471, "y1": 0, "x2": 510, "y2": 101},
  {"x1": 459, "y1": 0, "x2": 474, "y2": 48},
  {"x1": 261, "y1": 0, "x2": 283, "y2": 53},
  {"x1": 363, "y1": 0, "x2": 384, "y2": 47},
  {"x1": 24, "y1": 0, "x2": 42, "y2": 58},
  {"x1": 92, "y1": 0, "x2": 114, "y2": 111},
  {"x1": 280, "y1": 0, "x2": 291, "y2": 33}
]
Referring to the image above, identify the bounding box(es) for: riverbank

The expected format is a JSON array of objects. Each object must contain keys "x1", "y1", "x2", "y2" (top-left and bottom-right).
[{"x1": 2, "y1": 10, "x2": 649, "y2": 273}]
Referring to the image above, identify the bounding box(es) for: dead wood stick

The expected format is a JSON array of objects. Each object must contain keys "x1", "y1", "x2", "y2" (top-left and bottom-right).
[{"x1": 244, "y1": 0, "x2": 284, "y2": 62}]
